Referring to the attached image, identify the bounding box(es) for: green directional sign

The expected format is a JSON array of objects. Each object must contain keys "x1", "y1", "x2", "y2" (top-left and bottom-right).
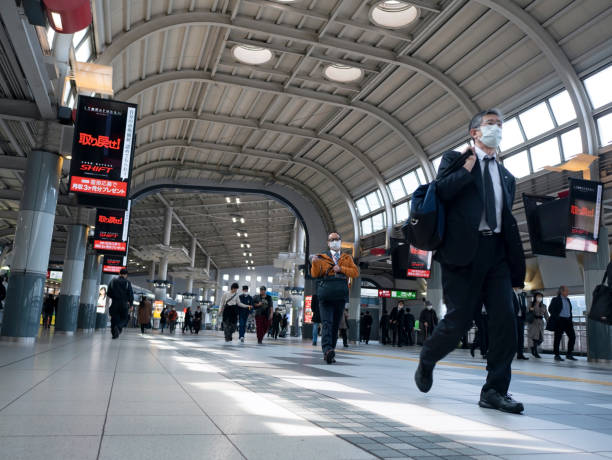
[{"x1": 392, "y1": 290, "x2": 417, "y2": 300}]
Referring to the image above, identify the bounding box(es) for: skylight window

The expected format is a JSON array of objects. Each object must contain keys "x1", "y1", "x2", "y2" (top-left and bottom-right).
[
  {"x1": 548, "y1": 91, "x2": 576, "y2": 125},
  {"x1": 519, "y1": 102, "x2": 554, "y2": 139},
  {"x1": 584, "y1": 65, "x2": 612, "y2": 109},
  {"x1": 503, "y1": 150, "x2": 530, "y2": 178},
  {"x1": 560, "y1": 128, "x2": 582, "y2": 159},
  {"x1": 232, "y1": 45, "x2": 273, "y2": 65},
  {"x1": 324, "y1": 64, "x2": 363, "y2": 83},
  {"x1": 369, "y1": 1, "x2": 419, "y2": 29},
  {"x1": 597, "y1": 113, "x2": 612, "y2": 146},
  {"x1": 394, "y1": 202, "x2": 409, "y2": 224},
  {"x1": 499, "y1": 117, "x2": 524, "y2": 152},
  {"x1": 530, "y1": 138, "x2": 561, "y2": 172},
  {"x1": 401, "y1": 172, "x2": 419, "y2": 196},
  {"x1": 388, "y1": 178, "x2": 406, "y2": 201}
]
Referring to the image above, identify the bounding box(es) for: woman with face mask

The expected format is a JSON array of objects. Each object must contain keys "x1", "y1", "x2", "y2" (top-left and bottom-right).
[{"x1": 527, "y1": 292, "x2": 548, "y2": 358}]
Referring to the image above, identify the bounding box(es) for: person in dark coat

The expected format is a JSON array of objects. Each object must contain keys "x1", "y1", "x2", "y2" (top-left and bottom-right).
[
  {"x1": 404, "y1": 307, "x2": 415, "y2": 346},
  {"x1": 391, "y1": 302, "x2": 406, "y2": 347},
  {"x1": 159, "y1": 306, "x2": 168, "y2": 333},
  {"x1": 43, "y1": 294, "x2": 55, "y2": 329},
  {"x1": 380, "y1": 309, "x2": 390, "y2": 345},
  {"x1": 193, "y1": 305, "x2": 203, "y2": 334},
  {"x1": 138, "y1": 297, "x2": 153, "y2": 334},
  {"x1": 271, "y1": 308, "x2": 282, "y2": 339},
  {"x1": 182, "y1": 307, "x2": 193, "y2": 334},
  {"x1": 311, "y1": 295, "x2": 321, "y2": 346},
  {"x1": 548, "y1": 285, "x2": 576, "y2": 361},
  {"x1": 252, "y1": 286, "x2": 273, "y2": 344},
  {"x1": 359, "y1": 312, "x2": 365, "y2": 342},
  {"x1": 362, "y1": 311, "x2": 373, "y2": 344},
  {"x1": 419, "y1": 301, "x2": 438, "y2": 341},
  {"x1": 512, "y1": 288, "x2": 529, "y2": 360},
  {"x1": 238, "y1": 286, "x2": 253, "y2": 342},
  {"x1": 107, "y1": 269, "x2": 134, "y2": 339}
]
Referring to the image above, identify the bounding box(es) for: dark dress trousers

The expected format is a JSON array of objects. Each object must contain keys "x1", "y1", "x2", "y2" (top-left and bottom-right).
[
  {"x1": 513, "y1": 291, "x2": 527, "y2": 356},
  {"x1": 420, "y1": 150, "x2": 526, "y2": 396},
  {"x1": 548, "y1": 295, "x2": 576, "y2": 356}
]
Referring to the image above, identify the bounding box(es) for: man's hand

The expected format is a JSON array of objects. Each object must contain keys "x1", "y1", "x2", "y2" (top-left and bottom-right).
[
  {"x1": 424, "y1": 321, "x2": 428, "y2": 326},
  {"x1": 462, "y1": 147, "x2": 477, "y2": 172},
  {"x1": 333, "y1": 264, "x2": 341, "y2": 273}
]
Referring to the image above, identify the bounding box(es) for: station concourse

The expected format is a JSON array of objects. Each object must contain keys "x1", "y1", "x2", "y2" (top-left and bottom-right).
[{"x1": 1, "y1": 0, "x2": 612, "y2": 459}]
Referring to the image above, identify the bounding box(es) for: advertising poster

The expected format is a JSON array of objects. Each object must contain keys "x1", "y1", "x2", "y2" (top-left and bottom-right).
[
  {"x1": 69, "y1": 95, "x2": 137, "y2": 210},
  {"x1": 102, "y1": 255, "x2": 126, "y2": 274},
  {"x1": 406, "y1": 245, "x2": 432, "y2": 278},
  {"x1": 93, "y1": 202, "x2": 130, "y2": 254},
  {"x1": 565, "y1": 178, "x2": 603, "y2": 253},
  {"x1": 303, "y1": 295, "x2": 313, "y2": 324},
  {"x1": 97, "y1": 285, "x2": 108, "y2": 313}
]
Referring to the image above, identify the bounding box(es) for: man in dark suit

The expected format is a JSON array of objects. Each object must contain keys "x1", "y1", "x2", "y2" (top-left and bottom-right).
[
  {"x1": 414, "y1": 109, "x2": 526, "y2": 414},
  {"x1": 548, "y1": 285, "x2": 577, "y2": 361},
  {"x1": 513, "y1": 288, "x2": 529, "y2": 360}
]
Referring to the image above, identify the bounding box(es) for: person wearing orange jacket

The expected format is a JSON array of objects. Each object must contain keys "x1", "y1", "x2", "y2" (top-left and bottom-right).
[{"x1": 310, "y1": 232, "x2": 359, "y2": 364}]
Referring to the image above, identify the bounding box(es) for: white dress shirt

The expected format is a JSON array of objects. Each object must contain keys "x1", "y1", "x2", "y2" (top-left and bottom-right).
[{"x1": 475, "y1": 146, "x2": 503, "y2": 233}]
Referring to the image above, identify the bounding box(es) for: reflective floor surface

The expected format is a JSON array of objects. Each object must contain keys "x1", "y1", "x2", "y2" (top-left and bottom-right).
[{"x1": 1, "y1": 329, "x2": 612, "y2": 460}]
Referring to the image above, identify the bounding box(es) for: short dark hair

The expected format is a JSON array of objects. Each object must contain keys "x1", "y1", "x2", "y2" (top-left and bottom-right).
[
  {"x1": 242, "y1": 285, "x2": 249, "y2": 290},
  {"x1": 259, "y1": 286, "x2": 267, "y2": 291},
  {"x1": 120, "y1": 268, "x2": 128, "y2": 275},
  {"x1": 231, "y1": 282, "x2": 239, "y2": 290},
  {"x1": 468, "y1": 108, "x2": 503, "y2": 136}
]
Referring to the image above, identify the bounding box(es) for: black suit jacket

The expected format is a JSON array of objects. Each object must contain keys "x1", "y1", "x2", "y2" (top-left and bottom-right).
[
  {"x1": 513, "y1": 291, "x2": 527, "y2": 318},
  {"x1": 549, "y1": 295, "x2": 573, "y2": 321},
  {"x1": 434, "y1": 150, "x2": 526, "y2": 288}
]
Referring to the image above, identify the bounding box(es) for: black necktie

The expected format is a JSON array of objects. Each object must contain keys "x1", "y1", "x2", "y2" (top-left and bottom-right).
[{"x1": 483, "y1": 156, "x2": 497, "y2": 231}]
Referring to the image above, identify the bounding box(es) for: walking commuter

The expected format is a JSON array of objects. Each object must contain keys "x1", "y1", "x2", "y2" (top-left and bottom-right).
[
  {"x1": 311, "y1": 295, "x2": 321, "y2": 346},
  {"x1": 339, "y1": 307, "x2": 350, "y2": 347},
  {"x1": 391, "y1": 302, "x2": 406, "y2": 347},
  {"x1": 404, "y1": 307, "x2": 415, "y2": 346},
  {"x1": 193, "y1": 306, "x2": 203, "y2": 334},
  {"x1": 168, "y1": 307, "x2": 178, "y2": 334},
  {"x1": 219, "y1": 283, "x2": 250, "y2": 342},
  {"x1": 138, "y1": 297, "x2": 153, "y2": 334},
  {"x1": 253, "y1": 286, "x2": 273, "y2": 344},
  {"x1": 182, "y1": 307, "x2": 193, "y2": 334},
  {"x1": 359, "y1": 312, "x2": 365, "y2": 342},
  {"x1": 271, "y1": 308, "x2": 282, "y2": 340},
  {"x1": 362, "y1": 311, "x2": 373, "y2": 344},
  {"x1": 513, "y1": 288, "x2": 529, "y2": 360},
  {"x1": 380, "y1": 309, "x2": 390, "y2": 345},
  {"x1": 43, "y1": 294, "x2": 55, "y2": 329},
  {"x1": 310, "y1": 232, "x2": 359, "y2": 364},
  {"x1": 414, "y1": 109, "x2": 527, "y2": 414},
  {"x1": 160, "y1": 306, "x2": 168, "y2": 333},
  {"x1": 527, "y1": 292, "x2": 548, "y2": 358},
  {"x1": 238, "y1": 286, "x2": 253, "y2": 342},
  {"x1": 549, "y1": 286, "x2": 577, "y2": 361},
  {"x1": 280, "y1": 314, "x2": 288, "y2": 337},
  {"x1": 107, "y1": 269, "x2": 134, "y2": 339},
  {"x1": 419, "y1": 301, "x2": 438, "y2": 341}
]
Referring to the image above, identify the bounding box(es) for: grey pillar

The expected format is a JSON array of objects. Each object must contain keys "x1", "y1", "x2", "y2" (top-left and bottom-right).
[
  {"x1": 0, "y1": 150, "x2": 62, "y2": 342},
  {"x1": 55, "y1": 225, "x2": 88, "y2": 334},
  {"x1": 186, "y1": 236, "x2": 196, "y2": 293},
  {"x1": 585, "y1": 227, "x2": 612, "y2": 361},
  {"x1": 77, "y1": 249, "x2": 98, "y2": 333},
  {"x1": 347, "y1": 276, "x2": 361, "y2": 342},
  {"x1": 426, "y1": 261, "x2": 444, "y2": 316},
  {"x1": 156, "y1": 206, "x2": 173, "y2": 300},
  {"x1": 149, "y1": 261, "x2": 156, "y2": 290}
]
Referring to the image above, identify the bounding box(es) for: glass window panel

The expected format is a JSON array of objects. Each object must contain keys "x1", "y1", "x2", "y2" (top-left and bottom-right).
[
  {"x1": 519, "y1": 102, "x2": 555, "y2": 139},
  {"x1": 223, "y1": 274, "x2": 229, "y2": 281},
  {"x1": 548, "y1": 91, "x2": 576, "y2": 125},
  {"x1": 597, "y1": 112, "x2": 612, "y2": 146},
  {"x1": 46, "y1": 27, "x2": 55, "y2": 49},
  {"x1": 75, "y1": 37, "x2": 91, "y2": 62},
  {"x1": 234, "y1": 275, "x2": 240, "y2": 281},
  {"x1": 560, "y1": 128, "x2": 582, "y2": 160},
  {"x1": 356, "y1": 198, "x2": 370, "y2": 216},
  {"x1": 454, "y1": 142, "x2": 469, "y2": 152},
  {"x1": 222, "y1": 286, "x2": 228, "y2": 292},
  {"x1": 371, "y1": 213, "x2": 385, "y2": 232},
  {"x1": 530, "y1": 138, "x2": 561, "y2": 171},
  {"x1": 432, "y1": 156, "x2": 442, "y2": 172},
  {"x1": 394, "y1": 202, "x2": 409, "y2": 224},
  {"x1": 67, "y1": 93, "x2": 75, "y2": 109},
  {"x1": 584, "y1": 65, "x2": 612, "y2": 109},
  {"x1": 401, "y1": 172, "x2": 420, "y2": 196},
  {"x1": 267, "y1": 276, "x2": 273, "y2": 283},
  {"x1": 361, "y1": 218, "x2": 372, "y2": 235},
  {"x1": 499, "y1": 118, "x2": 524, "y2": 151},
  {"x1": 256, "y1": 276, "x2": 262, "y2": 282},
  {"x1": 366, "y1": 191, "x2": 381, "y2": 211},
  {"x1": 72, "y1": 28, "x2": 88, "y2": 48},
  {"x1": 415, "y1": 168, "x2": 426, "y2": 184},
  {"x1": 388, "y1": 178, "x2": 406, "y2": 201},
  {"x1": 503, "y1": 150, "x2": 530, "y2": 178},
  {"x1": 245, "y1": 275, "x2": 251, "y2": 282}
]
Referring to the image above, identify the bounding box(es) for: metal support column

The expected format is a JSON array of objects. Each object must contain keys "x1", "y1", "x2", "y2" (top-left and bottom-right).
[
  {"x1": 156, "y1": 206, "x2": 173, "y2": 300},
  {"x1": 187, "y1": 236, "x2": 196, "y2": 293},
  {"x1": 0, "y1": 150, "x2": 62, "y2": 342},
  {"x1": 55, "y1": 225, "x2": 88, "y2": 334},
  {"x1": 77, "y1": 248, "x2": 98, "y2": 333}
]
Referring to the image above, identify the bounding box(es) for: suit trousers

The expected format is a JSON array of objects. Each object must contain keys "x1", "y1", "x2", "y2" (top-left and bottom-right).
[
  {"x1": 553, "y1": 317, "x2": 575, "y2": 355},
  {"x1": 420, "y1": 234, "x2": 516, "y2": 395},
  {"x1": 516, "y1": 316, "x2": 526, "y2": 355},
  {"x1": 319, "y1": 298, "x2": 345, "y2": 355}
]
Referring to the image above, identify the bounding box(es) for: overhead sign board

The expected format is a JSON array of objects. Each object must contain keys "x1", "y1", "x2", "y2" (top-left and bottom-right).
[
  {"x1": 566, "y1": 178, "x2": 603, "y2": 253},
  {"x1": 69, "y1": 95, "x2": 137, "y2": 210},
  {"x1": 102, "y1": 255, "x2": 127, "y2": 274},
  {"x1": 406, "y1": 245, "x2": 432, "y2": 279},
  {"x1": 93, "y1": 202, "x2": 131, "y2": 255},
  {"x1": 378, "y1": 289, "x2": 417, "y2": 300}
]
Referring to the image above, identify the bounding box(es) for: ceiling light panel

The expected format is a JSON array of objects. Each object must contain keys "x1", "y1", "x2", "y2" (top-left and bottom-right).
[
  {"x1": 324, "y1": 64, "x2": 363, "y2": 83},
  {"x1": 369, "y1": 1, "x2": 419, "y2": 29},
  {"x1": 232, "y1": 45, "x2": 273, "y2": 65}
]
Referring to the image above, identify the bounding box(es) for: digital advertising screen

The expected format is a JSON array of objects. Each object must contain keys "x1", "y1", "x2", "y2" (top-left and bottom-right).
[
  {"x1": 102, "y1": 255, "x2": 126, "y2": 274},
  {"x1": 69, "y1": 95, "x2": 137, "y2": 210},
  {"x1": 565, "y1": 178, "x2": 603, "y2": 253},
  {"x1": 93, "y1": 202, "x2": 130, "y2": 255},
  {"x1": 303, "y1": 295, "x2": 313, "y2": 324},
  {"x1": 406, "y1": 245, "x2": 432, "y2": 278}
]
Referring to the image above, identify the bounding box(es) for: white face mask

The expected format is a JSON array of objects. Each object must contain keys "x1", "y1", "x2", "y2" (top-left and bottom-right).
[
  {"x1": 479, "y1": 124, "x2": 502, "y2": 148},
  {"x1": 329, "y1": 240, "x2": 341, "y2": 251},
  {"x1": 427, "y1": 305, "x2": 432, "y2": 310}
]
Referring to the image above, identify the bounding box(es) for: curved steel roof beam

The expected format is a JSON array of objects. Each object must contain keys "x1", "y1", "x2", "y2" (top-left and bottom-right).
[
  {"x1": 134, "y1": 140, "x2": 362, "y2": 249},
  {"x1": 131, "y1": 160, "x2": 334, "y2": 237},
  {"x1": 136, "y1": 110, "x2": 394, "y2": 248},
  {"x1": 473, "y1": 0, "x2": 597, "y2": 155}
]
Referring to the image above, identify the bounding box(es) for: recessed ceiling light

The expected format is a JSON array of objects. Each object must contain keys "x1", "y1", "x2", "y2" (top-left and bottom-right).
[
  {"x1": 232, "y1": 45, "x2": 273, "y2": 65},
  {"x1": 369, "y1": 1, "x2": 419, "y2": 29},
  {"x1": 324, "y1": 64, "x2": 363, "y2": 83}
]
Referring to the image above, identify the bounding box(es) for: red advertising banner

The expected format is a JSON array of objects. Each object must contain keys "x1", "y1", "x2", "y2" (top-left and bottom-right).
[
  {"x1": 102, "y1": 255, "x2": 126, "y2": 274},
  {"x1": 406, "y1": 245, "x2": 432, "y2": 279},
  {"x1": 69, "y1": 95, "x2": 137, "y2": 210},
  {"x1": 303, "y1": 295, "x2": 313, "y2": 324},
  {"x1": 93, "y1": 203, "x2": 130, "y2": 255},
  {"x1": 565, "y1": 178, "x2": 603, "y2": 253}
]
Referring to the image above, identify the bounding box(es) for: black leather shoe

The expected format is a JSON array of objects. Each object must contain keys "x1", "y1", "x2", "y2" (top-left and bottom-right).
[
  {"x1": 414, "y1": 362, "x2": 433, "y2": 393},
  {"x1": 554, "y1": 355, "x2": 564, "y2": 361},
  {"x1": 566, "y1": 354, "x2": 577, "y2": 361},
  {"x1": 479, "y1": 389, "x2": 524, "y2": 414},
  {"x1": 517, "y1": 355, "x2": 529, "y2": 360},
  {"x1": 325, "y1": 349, "x2": 335, "y2": 365}
]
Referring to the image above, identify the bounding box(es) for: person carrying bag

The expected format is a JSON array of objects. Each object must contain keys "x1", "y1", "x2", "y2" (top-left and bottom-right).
[{"x1": 589, "y1": 263, "x2": 612, "y2": 324}]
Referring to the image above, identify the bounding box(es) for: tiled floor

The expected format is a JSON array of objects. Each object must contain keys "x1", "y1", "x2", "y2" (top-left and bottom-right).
[{"x1": 1, "y1": 330, "x2": 612, "y2": 459}]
